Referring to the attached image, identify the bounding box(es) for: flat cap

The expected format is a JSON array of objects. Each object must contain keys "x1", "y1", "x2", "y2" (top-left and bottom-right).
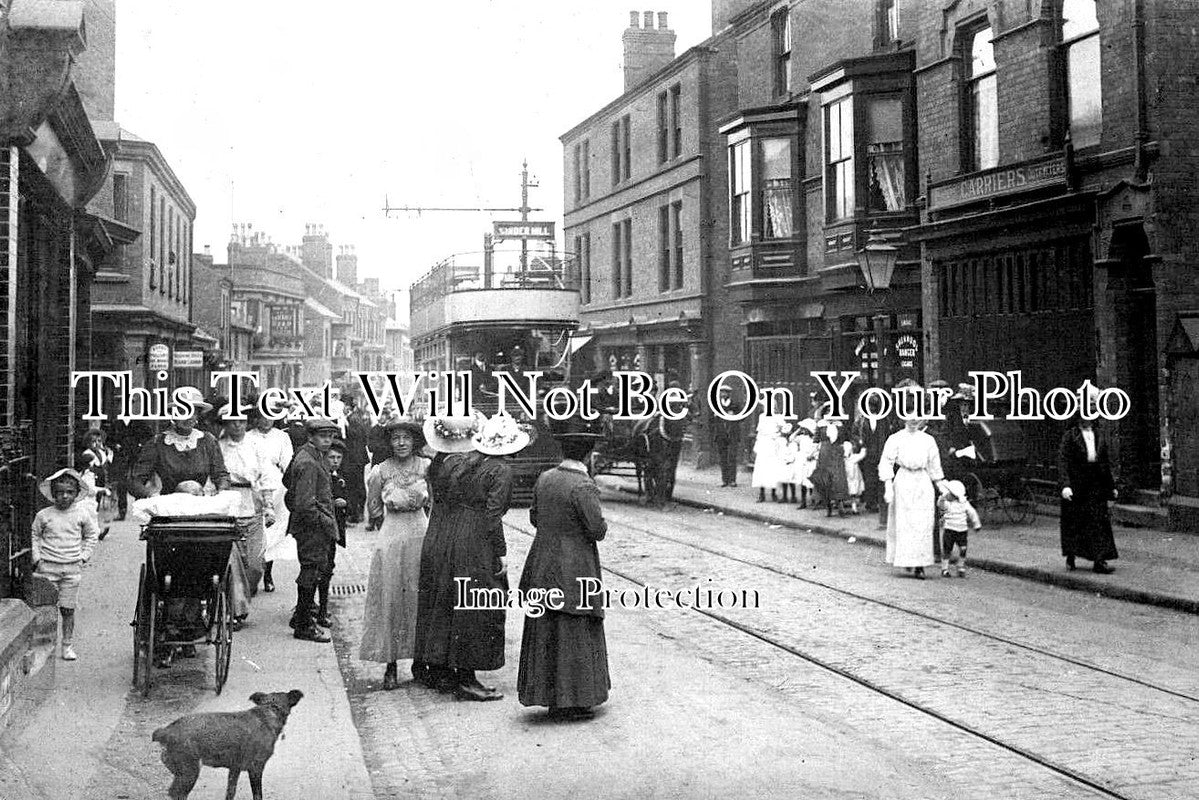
[{"x1": 305, "y1": 417, "x2": 340, "y2": 434}]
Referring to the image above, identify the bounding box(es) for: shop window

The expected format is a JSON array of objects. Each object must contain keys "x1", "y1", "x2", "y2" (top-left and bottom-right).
[
  {"x1": 729, "y1": 138, "x2": 751, "y2": 245},
  {"x1": 825, "y1": 97, "x2": 854, "y2": 220},
  {"x1": 772, "y1": 9, "x2": 792, "y2": 96},
  {"x1": 1060, "y1": 0, "x2": 1101, "y2": 148},
  {"x1": 964, "y1": 25, "x2": 998, "y2": 171},
  {"x1": 866, "y1": 96, "x2": 905, "y2": 211}
]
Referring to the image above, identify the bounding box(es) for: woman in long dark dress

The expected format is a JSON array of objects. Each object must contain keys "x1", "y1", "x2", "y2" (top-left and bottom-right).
[
  {"x1": 1059, "y1": 415, "x2": 1119, "y2": 573},
  {"x1": 413, "y1": 413, "x2": 524, "y2": 701},
  {"x1": 518, "y1": 431, "x2": 610, "y2": 719}
]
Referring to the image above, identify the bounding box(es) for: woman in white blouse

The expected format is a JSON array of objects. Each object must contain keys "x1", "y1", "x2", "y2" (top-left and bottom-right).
[
  {"x1": 248, "y1": 406, "x2": 295, "y2": 592},
  {"x1": 218, "y1": 407, "x2": 276, "y2": 623}
]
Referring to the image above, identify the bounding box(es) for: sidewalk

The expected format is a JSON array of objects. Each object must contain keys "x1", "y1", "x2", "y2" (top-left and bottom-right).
[
  {"x1": 0, "y1": 516, "x2": 374, "y2": 799},
  {"x1": 615, "y1": 463, "x2": 1199, "y2": 616}
]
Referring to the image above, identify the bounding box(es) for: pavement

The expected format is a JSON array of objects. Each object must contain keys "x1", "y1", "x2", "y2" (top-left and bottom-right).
[
  {"x1": 614, "y1": 463, "x2": 1199, "y2": 616},
  {"x1": 0, "y1": 515, "x2": 373, "y2": 800}
]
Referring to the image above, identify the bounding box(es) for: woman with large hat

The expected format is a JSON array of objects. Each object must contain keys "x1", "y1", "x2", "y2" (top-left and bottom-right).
[
  {"x1": 517, "y1": 418, "x2": 610, "y2": 719},
  {"x1": 412, "y1": 412, "x2": 525, "y2": 701},
  {"x1": 359, "y1": 417, "x2": 430, "y2": 690},
  {"x1": 248, "y1": 404, "x2": 295, "y2": 592}
]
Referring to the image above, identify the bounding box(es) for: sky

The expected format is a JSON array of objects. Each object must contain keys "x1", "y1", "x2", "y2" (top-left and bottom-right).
[{"x1": 112, "y1": 1, "x2": 712, "y2": 301}]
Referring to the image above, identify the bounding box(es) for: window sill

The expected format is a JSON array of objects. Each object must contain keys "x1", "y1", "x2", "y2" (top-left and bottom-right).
[{"x1": 95, "y1": 271, "x2": 130, "y2": 283}]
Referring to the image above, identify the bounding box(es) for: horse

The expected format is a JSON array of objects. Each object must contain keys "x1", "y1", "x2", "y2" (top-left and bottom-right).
[{"x1": 632, "y1": 408, "x2": 692, "y2": 508}]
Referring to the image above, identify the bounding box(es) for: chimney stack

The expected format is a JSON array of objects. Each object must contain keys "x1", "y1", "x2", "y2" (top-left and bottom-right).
[
  {"x1": 336, "y1": 244, "x2": 359, "y2": 286},
  {"x1": 623, "y1": 9, "x2": 676, "y2": 91},
  {"x1": 302, "y1": 223, "x2": 334, "y2": 278}
]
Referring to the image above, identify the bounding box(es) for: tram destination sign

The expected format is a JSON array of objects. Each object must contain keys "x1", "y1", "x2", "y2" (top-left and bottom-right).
[
  {"x1": 928, "y1": 155, "x2": 1067, "y2": 211},
  {"x1": 493, "y1": 220, "x2": 555, "y2": 240}
]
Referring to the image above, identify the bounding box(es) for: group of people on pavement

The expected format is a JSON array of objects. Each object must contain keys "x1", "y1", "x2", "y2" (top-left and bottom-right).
[{"x1": 717, "y1": 378, "x2": 1121, "y2": 580}]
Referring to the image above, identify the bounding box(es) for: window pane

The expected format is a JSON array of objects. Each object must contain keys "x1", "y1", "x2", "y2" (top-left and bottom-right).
[
  {"x1": 1068, "y1": 34, "x2": 1102, "y2": 148},
  {"x1": 970, "y1": 27, "x2": 995, "y2": 76},
  {"x1": 839, "y1": 99, "x2": 853, "y2": 157},
  {"x1": 730, "y1": 140, "x2": 752, "y2": 244},
  {"x1": 973, "y1": 73, "x2": 998, "y2": 169},
  {"x1": 762, "y1": 138, "x2": 791, "y2": 180},
  {"x1": 868, "y1": 97, "x2": 902, "y2": 144},
  {"x1": 762, "y1": 138, "x2": 793, "y2": 238},
  {"x1": 834, "y1": 160, "x2": 855, "y2": 218},
  {"x1": 1062, "y1": 0, "x2": 1099, "y2": 40}
]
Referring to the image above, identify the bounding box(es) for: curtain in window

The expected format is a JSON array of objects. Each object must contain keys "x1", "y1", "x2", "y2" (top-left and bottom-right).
[
  {"x1": 764, "y1": 180, "x2": 793, "y2": 238},
  {"x1": 868, "y1": 150, "x2": 904, "y2": 211}
]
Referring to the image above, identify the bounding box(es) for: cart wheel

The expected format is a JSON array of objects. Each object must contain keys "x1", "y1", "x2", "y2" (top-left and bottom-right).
[
  {"x1": 1003, "y1": 480, "x2": 1036, "y2": 524},
  {"x1": 213, "y1": 568, "x2": 233, "y2": 695},
  {"x1": 132, "y1": 564, "x2": 149, "y2": 689},
  {"x1": 141, "y1": 585, "x2": 157, "y2": 698},
  {"x1": 964, "y1": 473, "x2": 987, "y2": 524}
]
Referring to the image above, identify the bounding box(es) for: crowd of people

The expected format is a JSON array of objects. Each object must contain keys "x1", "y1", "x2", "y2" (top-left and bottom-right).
[{"x1": 27, "y1": 386, "x2": 613, "y2": 720}]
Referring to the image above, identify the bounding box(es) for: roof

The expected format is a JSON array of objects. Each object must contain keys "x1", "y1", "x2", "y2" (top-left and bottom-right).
[
  {"x1": 304, "y1": 297, "x2": 339, "y2": 319},
  {"x1": 97, "y1": 124, "x2": 197, "y2": 215}
]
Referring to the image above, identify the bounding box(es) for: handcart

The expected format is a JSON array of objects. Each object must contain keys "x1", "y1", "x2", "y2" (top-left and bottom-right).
[{"x1": 131, "y1": 515, "x2": 246, "y2": 697}]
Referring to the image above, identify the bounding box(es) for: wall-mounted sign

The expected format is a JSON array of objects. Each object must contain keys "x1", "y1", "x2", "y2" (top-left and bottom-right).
[
  {"x1": 148, "y1": 343, "x2": 170, "y2": 371},
  {"x1": 896, "y1": 333, "x2": 919, "y2": 369},
  {"x1": 173, "y1": 350, "x2": 203, "y2": 369},
  {"x1": 493, "y1": 221, "x2": 555, "y2": 240},
  {"x1": 270, "y1": 306, "x2": 296, "y2": 338},
  {"x1": 928, "y1": 154, "x2": 1067, "y2": 212}
]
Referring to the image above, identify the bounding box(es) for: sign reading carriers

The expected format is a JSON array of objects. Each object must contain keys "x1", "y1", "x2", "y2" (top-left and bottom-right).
[{"x1": 928, "y1": 154, "x2": 1067, "y2": 212}]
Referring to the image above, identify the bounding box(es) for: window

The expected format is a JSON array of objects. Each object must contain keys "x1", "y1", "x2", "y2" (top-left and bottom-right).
[
  {"x1": 578, "y1": 232, "x2": 591, "y2": 304},
  {"x1": 611, "y1": 121, "x2": 621, "y2": 186},
  {"x1": 672, "y1": 201, "x2": 683, "y2": 288},
  {"x1": 866, "y1": 96, "x2": 905, "y2": 211},
  {"x1": 574, "y1": 144, "x2": 582, "y2": 202},
  {"x1": 1061, "y1": 0, "x2": 1101, "y2": 148},
  {"x1": 622, "y1": 218, "x2": 632, "y2": 296},
  {"x1": 826, "y1": 97, "x2": 854, "y2": 220},
  {"x1": 671, "y1": 84, "x2": 682, "y2": 158},
  {"x1": 876, "y1": 0, "x2": 898, "y2": 49},
  {"x1": 581, "y1": 140, "x2": 590, "y2": 198},
  {"x1": 657, "y1": 91, "x2": 669, "y2": 164},
  {"x1": 762, "y1": 138, "x2": 793, "y2": 237},
  {"x1": 622, "y1": 115, "x2": 631, "y2": 181},
  {"x1": 112, "y1": 173, "x2": 128, "y2": 223},
  {"x1": 167, "y1": 206, "x2": 174, "y2": 298},
  {"x1": 612, "y1": 221, "x2": 623, "y2": 298},
  {"x1": 148, "y1": 186, "x2": 157, "y2": 289},
  {"x1": 658, "y1": 204, "x2": 671, "y2": 291},
  {"x1": 965, "y1": 26, "x2": 998, "y2": 171},
  {"x1": 159, "y1": 198, "x2": 167, "y2": 293},
  {"x1": 730, "y1": 138, "x2": 751, "y2": 244},
  {"x1": 773, "y1": 9, "x2": 792, "y2": 96}
]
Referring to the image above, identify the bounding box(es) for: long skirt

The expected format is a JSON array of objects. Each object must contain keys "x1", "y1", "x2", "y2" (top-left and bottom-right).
[
  {"x1": 518, "y1": 611, "x2": 610, "y2": 709},
  {"x1": 228, "y1": 514, "x2": 263, "y2": 618},
  {"x1": 262, "y1": 488, "x2": 296, "y2": 563},
  {"x1": 886, "y1": 468, "x2": 936, "y2": 568},
  {"x1": 358, "y1": 509, "x2": 427, "y2": 663},
  {"x1": 1061, "y1": 464, "x2": 1118, "y2": 562}
]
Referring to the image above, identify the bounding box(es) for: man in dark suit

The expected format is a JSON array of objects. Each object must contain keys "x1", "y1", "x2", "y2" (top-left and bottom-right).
[{"x1": 712, "y1": 384, "x2": 742, "y2": 487}]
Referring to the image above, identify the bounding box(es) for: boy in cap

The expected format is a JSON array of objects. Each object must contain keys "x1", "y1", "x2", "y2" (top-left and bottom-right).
[
  {"x1": 283, "y1": 418, "x2": 340, "y2": 642},
  {"x1": 318, "y1": 438, "x2": 350, "y2": 628},
  {"x1": 938, "y1": 480, "x2": 981, "y2": 578},
  {"x1": 32, "y1": 469, "x2": 100, "y2": 660}
]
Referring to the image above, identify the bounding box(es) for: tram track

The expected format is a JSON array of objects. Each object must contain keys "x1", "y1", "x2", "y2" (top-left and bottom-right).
[{"x1": 504, "y1": 501, "x2": 1197, "y2": 800}]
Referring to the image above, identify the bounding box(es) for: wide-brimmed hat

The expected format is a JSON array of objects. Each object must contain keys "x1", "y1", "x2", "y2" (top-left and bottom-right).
[
  {"x1": 951, "y1": 383, "x2": 976, "y2": 401},
  {"x1": 945, "y1": 480, "x2": 967, "y2": 500},
  {"x1": 798, "y1": 418, "x2": 817, "y2": 434},
  {"x1": 39, "y1": 468, "x2": 84, "y2": 502},
  {"x1": 423, "y1": 415, "x2": 482, "y2": 453},
  {"x1": 382, "y1": 418, "x2": 426, "y2": 451},
  {"x1": 472, "y1": 412, "x2": 531, "y2": 457},
  {"x1": 547, "y1": 415, "x2": 605, "y2": 440},
  {"x1": 174, "y1": 386, "x2": 213, "y2": 415}
]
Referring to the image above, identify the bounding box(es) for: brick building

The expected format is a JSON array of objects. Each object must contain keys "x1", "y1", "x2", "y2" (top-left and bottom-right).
[
  {"x1": 562, "y1": 10, "x2": 738, "y2": 464},
  {"x1": 191, "y1": 249, "x2": 255, "y2": 374},
  {"x1": 227, "y1": 225, "x2": 306, "y2": 390},
  {"x1": 907, "y1": 0, "x2": 1199, "y2": 527}
]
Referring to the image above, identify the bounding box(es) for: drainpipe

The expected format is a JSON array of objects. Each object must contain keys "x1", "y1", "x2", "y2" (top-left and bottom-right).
[
  {"x1": 68, "y1": 217, "x2": 77, "y2": 468},
  {"x1": 1132, "y1": 0, "x2": 1149, "y2": 182}
]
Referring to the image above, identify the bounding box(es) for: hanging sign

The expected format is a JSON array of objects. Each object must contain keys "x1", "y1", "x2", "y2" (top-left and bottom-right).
[
  {"x1": 896, "y1": 334, "x2": 919, "y2": 369},
  {"x1": 173, "y1": 350, "x2": 203, "y2": 369},
  {"x1": 148, "y1": 344, "x2": 170, "y2": 371}
]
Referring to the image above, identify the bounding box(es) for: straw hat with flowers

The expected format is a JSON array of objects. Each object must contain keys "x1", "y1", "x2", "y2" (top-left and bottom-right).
[{"x1": 472, "y1": 412, "x2": 531, "y2": 457}]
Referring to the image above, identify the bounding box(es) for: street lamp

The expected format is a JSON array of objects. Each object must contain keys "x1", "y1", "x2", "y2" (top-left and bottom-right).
[{"x1": 856, "y1": 227, "x2": 899, "y2": 293}]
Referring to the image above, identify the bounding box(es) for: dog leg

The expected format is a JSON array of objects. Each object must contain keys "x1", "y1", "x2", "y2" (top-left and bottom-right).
[
  {"x1": 165, "y1": 760, "x2": 200, "y2": 800},
  {"x1": 225, "y1": 768, "x2": 241, "y2": 800},
  {"x1": 248, "y1": 768, "x2": 264, "y2": 800}
]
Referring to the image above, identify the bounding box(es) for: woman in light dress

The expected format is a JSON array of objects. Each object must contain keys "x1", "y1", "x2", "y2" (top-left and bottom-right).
[
  {"x1": 359, "y1": 419, "x2": 429, "y2": 690},
  {"x1": 878, "y1": 415, "x2": 948, "y2": 579},
  {"x1": 250, "y1": 408, "x2": 295, "y2": 592},
  {"x1": 751, "y1": 413, "x2": 789, "y2": 502},
  {"x1": 217, "y1": 408, "x2": 275, "y2": 623}
]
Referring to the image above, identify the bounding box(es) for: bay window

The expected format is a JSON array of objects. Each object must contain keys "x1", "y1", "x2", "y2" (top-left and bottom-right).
[{"x1": 866, "y1": 96, "x2": 905, "y2": 211}]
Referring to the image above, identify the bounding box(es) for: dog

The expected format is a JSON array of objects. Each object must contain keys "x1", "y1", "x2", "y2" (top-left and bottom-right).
[{"x1": 151, "y1": 689, "x2": 303, "y2": 800}]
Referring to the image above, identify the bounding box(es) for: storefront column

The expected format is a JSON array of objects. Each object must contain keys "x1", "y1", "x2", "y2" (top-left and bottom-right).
[{"x1": 689, "y1": 340, "x2": 712, "y2": 469}]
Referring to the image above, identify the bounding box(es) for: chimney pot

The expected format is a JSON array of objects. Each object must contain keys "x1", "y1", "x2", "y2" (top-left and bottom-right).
[
  {"x1": 204, "y1": 244, "x2": 211, "y2": 255},
  {"x1": 643, "y1": 10, "x2": 653, "y2": 28},
  {"x1": 658, "y1": 11, "x2": 668, "y2": 28},
  {"x1": 629, "y1": 10, "x2": 638, "y2": 26}
]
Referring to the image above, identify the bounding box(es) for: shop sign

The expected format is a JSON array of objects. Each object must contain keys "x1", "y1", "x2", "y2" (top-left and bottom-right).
[
  {"x1": 855, "y1": 335, "x2": 878, "y2": 371},
  {"x1": 148, "y1": 344, "x2": 170, "y2": 371},
  {"x1": 928, "y1": 155, "x2": 1066, "y2": 211},
  {"x1": 493, "y1": 221, "x2": 555, "y2": 240},
  {"x1": 270, "y1": 306, "x2": 296, "y2": 339},
  {"x1": 173, "y1": 350, "x2": 203, "y2": 369},
  {"x1": 896, "y1": 334, "x2": 919, "y2": 369}
]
